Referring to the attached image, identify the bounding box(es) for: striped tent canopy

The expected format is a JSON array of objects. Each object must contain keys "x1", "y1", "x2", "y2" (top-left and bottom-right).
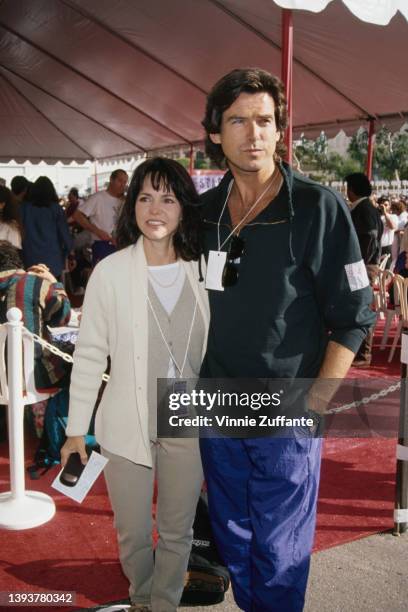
[{"x1": 0, "y1": 0, "x2": 406, "y2": 162}]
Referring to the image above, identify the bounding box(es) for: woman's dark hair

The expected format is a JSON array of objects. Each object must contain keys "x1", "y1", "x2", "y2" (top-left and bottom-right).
[
  {"x1": 0, "y1": 240, "x2": 23, "y2": 271},
  {"x1": 0, "y1": 186, "x2": 16, "y2": 224},
  {"x1": 202, "y1": 68, "x2": 288, "y2": 168},
  {"x1": 30, "y1": 176, "x2": 59, "y2": 207},
  {"x1": 116, "y1": 157, "x2": 201, "y2": 261},
  {"x1": 10, "y1": 175, "x2": 29, "y2": 197}
]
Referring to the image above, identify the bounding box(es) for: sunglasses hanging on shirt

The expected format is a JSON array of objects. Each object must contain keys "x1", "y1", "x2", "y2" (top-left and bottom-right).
[
  {"x1": 206, "y1": 173, "x2": 278, "y2": 292},
  {"x1": 222, "y1": 235, "x2": 245, "y2": 287}
]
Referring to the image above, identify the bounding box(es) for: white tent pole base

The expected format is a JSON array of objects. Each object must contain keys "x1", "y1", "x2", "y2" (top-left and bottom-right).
[{"x1": 0, "y1": 490, "x2": 56, "y2": 530}]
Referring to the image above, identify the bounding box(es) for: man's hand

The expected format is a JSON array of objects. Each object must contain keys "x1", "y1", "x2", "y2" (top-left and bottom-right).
[
  {"x1": 306, "y1": 340, "x2": 355, "y2": 415},
  {"x1": 60, "y1": 436, "x2": 88, "y2": 467},
  {"x1": 96, "y1": 229, "x2": 112, "y2": 242}
]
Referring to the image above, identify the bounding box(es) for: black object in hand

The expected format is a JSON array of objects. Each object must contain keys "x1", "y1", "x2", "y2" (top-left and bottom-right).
[{"x1": 59, "y1": 448, "x2": 91, "y2": 487}]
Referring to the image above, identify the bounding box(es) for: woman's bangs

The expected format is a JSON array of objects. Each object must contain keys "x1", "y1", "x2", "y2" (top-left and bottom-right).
[{"x1": 148, "y1": 169, "x2": 176, "y2": 195}]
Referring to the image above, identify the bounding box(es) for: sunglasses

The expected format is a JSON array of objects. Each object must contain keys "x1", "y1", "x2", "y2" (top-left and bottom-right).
[{"x1": 222, "y1": 236, "x2": 245, "y2": 287}]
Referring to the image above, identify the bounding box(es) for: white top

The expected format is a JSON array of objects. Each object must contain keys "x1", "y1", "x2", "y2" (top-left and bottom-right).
[
  {"x1": 147, "y1": 262, "x2": 186, "y2": 315},
  {"x1": 397, "y1": 211, "x2": 408, "y2": 231},
  {"x1": 381, "y1": 213, "x2": 399, "y2": 247},
  {"x1": 0, "y1": 222, "x2": 22, "y2": 248},
  {"x1": 78, "y1": 190, "x2": 123, "y2": 242}
]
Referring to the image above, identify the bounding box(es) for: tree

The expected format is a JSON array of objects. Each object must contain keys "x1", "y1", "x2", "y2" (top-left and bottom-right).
[{"x1": 348, "y1": 126, "x2": 408, "y2": 180}]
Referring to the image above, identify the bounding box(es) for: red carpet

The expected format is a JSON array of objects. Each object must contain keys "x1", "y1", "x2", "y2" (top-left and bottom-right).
[{"x1": 0, "y1": 320, "x2": 401, "y2": 610}]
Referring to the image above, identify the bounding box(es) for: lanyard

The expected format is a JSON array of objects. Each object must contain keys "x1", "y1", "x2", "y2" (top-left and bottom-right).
[
  {"x1": 217, "y1": 175, "x2": 276, "y2": 251},
  {"x1": 147, "y1": 292, "x2": 198, "y2": 378}
]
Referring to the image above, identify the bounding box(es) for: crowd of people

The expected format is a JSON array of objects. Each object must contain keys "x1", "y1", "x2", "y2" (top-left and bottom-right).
[
  {"x1": 0, "y1": 67, "x2": 404, "y2": 612},
  {"x1": 345, "y1": 173, "x2": 408, "y2": 366}
]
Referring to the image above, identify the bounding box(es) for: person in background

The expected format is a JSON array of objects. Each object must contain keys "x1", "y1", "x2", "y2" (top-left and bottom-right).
[
  {"x1": 345, "y1": 174, "x2": 383, "y2": 266},
  {"x1": 65, "y1": 187, "x2": 92, "y2": 294},
  {"x1": 21, "y1": 176, "x2": 73, "y2": 280},
  {"x1": 11, "y1": 175, "x2": 31, "y2": 204},
  {"x1": 377, "y1": 196, "x2": 398, "y2": 269},
  {"x1": 73, "y1": 169, "x2": 128, "y2": 266},
  {"x1": 0, "y1": 241, "x2": 71, "y2": 390},
  {"x1": 345, "y1": 173, "x2": 383, "y2": 366},
  {"x1": 62, "y1": 158, "x2": 208, "y2": 612},
  {"x1": 65, "y1": 187, "x2": 83, "y2": 224},
  {"x1": 0, "y1": 186, "x2": 22, "y2": 249},
  {"x1": 391, "y1": 198, "x2": 408, "y2": 263}
]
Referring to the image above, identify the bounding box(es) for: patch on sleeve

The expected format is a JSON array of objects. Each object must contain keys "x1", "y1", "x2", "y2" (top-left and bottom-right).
[{"x1": 344, "y1": 260, "x2": 370, "y2": 292}]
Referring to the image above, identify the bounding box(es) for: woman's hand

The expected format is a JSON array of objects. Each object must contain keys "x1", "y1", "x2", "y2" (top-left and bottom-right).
[
  {"x1": 60, "y1": 436, "x2": 88, "y2": 467},
  {"x1": 27, "y1": 264, "x2": 58, "y2": 284}
]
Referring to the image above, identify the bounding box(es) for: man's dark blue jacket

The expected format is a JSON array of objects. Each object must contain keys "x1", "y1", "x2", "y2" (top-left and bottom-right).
[{"x1": 200, "y1": 162, "x2": 375, "y2": 380}]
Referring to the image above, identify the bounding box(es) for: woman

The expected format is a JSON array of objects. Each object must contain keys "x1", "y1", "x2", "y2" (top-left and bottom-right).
[
  {"x1": 0, "y1": 185, "x2": 22, "y2": 248},
  {"x1": 21, "y1": 176, "x2": 72, "y2": 278},
  {"x1": 61, "y1": 158, "x2": 209, "y2": 612}
]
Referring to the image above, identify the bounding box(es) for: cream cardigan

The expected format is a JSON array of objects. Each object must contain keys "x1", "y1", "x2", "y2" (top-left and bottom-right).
[{"x1": 66, "y1": 239, "x2": 210, "y2": 467}]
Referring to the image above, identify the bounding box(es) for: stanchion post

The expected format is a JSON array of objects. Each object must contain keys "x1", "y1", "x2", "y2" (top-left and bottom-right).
[
  {"x1": 7, "y1": 308, "x2": 25, "y2": 500},
  {"x1": 0, "y1": 307, "x2": 56, "y2": 530},
  {"x1": 394, "y1": 330, "x2": 408, "y2": 534}
]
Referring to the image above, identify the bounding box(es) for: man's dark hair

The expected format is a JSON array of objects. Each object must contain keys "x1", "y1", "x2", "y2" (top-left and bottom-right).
[
  {"x1": 110, "y1": 169, "x2": 127, "y2": 181},
  {"x1": 0, "y1": 240, "x2": 23, "y2": 271},
  {"x1": 344, "y1": 173, "x2": 372, "y2": 197},
  {"x1": 30, "y1": 176, "x2": 59, "y2": 208},
  {"x1": 10, "y1": 176, "x2": 29, "y2": 197},
  {"x1": 68, "y1": 187, "x2": 79, "y2": 198},
  {"x1": 202, "y1": 68, "x2": 288, "y2": 168},
  {"x1": 116, "y1": 157, "x2": 201, "y2": 260}
]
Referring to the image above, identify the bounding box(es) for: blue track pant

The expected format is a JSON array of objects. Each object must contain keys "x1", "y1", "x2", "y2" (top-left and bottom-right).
[{"x1": 200, "y1": 435, "x2": 322, "y2": 612}]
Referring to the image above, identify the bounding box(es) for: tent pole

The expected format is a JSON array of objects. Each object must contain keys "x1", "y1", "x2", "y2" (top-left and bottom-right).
[
  {"x1": 189, "y1": 145, "x2": 195, "y2": 175},
  {"x1": 94, "y1": 159, "x2": 98, "y2": 193},
  {"x1": 366, "y1": 119, "x2": 375, "y2": 180},
  {"x1": 281, "y1": 9, "x2": 293, "y2": 164},
  {"x1": 394, "y1": 340, "x2": 408, "y2": 535}
]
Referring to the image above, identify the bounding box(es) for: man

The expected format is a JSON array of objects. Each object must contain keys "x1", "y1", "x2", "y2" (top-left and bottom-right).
[
  {"x1": 73, "y1": 169, "x2": 128, "y2": 266},
  {"x1": 345, "y1": 173, "x2": 383, "y2": 366},
  {"x1": 0, "y1": 241, "x2": 71, "y2": 390},
  {"x1": 199, "y1": 69, "x2": 375, "y2": 612},
  {"x1": 65, "y1": 187, "x2": 84, "y2": 225},
  {"x1": 345, "y1": 173, "x2": 383, "y2": 266}
]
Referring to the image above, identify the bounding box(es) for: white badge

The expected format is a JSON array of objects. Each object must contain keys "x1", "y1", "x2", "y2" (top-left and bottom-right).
[
  {"x1": 205, "y1": 250, "x2": 227, "y2": 291},
  {"x1": 345, "y1": 260, "x2": 369, "y2": 292}
]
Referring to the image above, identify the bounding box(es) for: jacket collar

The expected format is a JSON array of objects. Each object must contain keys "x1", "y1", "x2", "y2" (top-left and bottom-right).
[{"x1": 202, "y1": 161, "x2": 296, "y2": 263}]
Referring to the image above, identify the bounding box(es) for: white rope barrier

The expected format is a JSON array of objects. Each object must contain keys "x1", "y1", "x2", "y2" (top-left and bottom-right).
[{"x1": 1, "y1": 309, "x2": 407, "y2": 532}]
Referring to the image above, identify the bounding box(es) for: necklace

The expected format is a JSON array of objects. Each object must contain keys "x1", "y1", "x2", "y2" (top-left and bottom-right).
[
  {"x1": 148, "y1": 262, "x2": 181, "y2": 288},
  {"x1": 218, "y1": 168, "x2": 280, "y2": 250},
  {"x1": 147, "y1": 293, "x2": 198, "y2": 377}
]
